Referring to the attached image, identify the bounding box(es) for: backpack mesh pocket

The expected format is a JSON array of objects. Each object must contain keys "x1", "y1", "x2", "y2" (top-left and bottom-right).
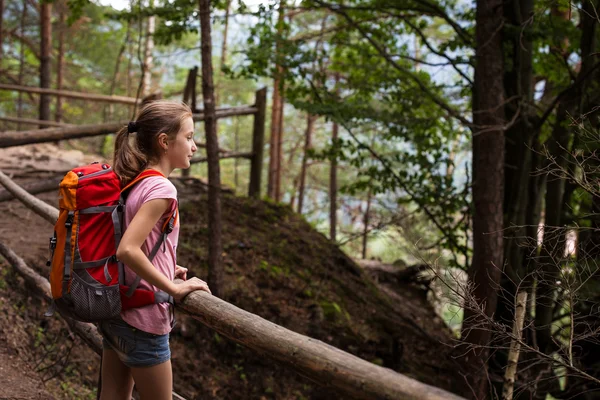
[{"x1": 68, "y1": 271, "x2": 122, "y2": 322}]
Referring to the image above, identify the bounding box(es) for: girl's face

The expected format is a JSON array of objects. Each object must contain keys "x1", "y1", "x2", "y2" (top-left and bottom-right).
[{"x1": 166, "y1": 116, "x2": 197, "y2": 169}]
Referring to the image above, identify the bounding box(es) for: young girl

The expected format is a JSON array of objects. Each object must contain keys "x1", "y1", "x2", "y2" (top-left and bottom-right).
[{"x1": 99, "y1": 100, "x2": 211, "y2": 400}]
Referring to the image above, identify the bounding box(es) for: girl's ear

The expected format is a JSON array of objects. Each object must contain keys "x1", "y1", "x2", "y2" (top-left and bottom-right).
[{"x1": 157, "y1": 132, "x2": 169, "y2": 150}]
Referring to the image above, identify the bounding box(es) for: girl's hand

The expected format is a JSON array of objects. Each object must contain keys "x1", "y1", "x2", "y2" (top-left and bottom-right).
[
  {"x1": 172, "y1": 277, "x2": 211, "y2": 303},
  {"x1": 175, "y1": 265, "x2": 188, "y2": 280}
]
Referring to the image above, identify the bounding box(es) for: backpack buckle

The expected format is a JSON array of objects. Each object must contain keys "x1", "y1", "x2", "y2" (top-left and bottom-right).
[
  {"x1": 65, "y1": 213, "x2": 74, "y2": 228},
  {"x1": 166, "y1": 220, "x2": 174, "y2": 234}
]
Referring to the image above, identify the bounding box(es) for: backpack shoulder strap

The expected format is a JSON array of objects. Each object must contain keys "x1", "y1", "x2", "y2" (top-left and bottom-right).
[
  {"x1": 121, "y1": 169, "x2": 166, "y2": 194},
  {"x1": 122, "y1": 169, "x2": 178, "y2": 232}
]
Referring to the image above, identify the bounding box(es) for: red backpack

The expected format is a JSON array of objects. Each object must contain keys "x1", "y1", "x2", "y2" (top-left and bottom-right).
[{"x1": 46, "y1": 162, "x2": 177, "y2": 322}]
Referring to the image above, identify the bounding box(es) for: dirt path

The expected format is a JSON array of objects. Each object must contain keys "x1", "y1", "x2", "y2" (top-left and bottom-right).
[
  {"x1": 0, "y1": 143, "x2": 102, "y2": 399},
  {"x1": 0, "y1": 346, "x2": 54, "y2": 399}
]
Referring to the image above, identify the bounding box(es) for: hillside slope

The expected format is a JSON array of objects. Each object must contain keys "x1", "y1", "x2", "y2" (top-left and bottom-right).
[{"x1": 0, "y1": 164, "x2": 464, "y2": 399}]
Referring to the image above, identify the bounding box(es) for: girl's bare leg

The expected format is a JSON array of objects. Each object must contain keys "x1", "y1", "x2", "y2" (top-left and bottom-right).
[
  {"x1": 99, "y1": 349, "x2": 134, "y2": 400},
  {"x1": 130, "y1": 360, "x2": 173, "y2": 400}
]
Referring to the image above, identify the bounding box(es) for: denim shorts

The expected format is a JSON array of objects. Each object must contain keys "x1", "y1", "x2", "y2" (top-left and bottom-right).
[{"x1": 98, "y1": 319, "x2": 170, "y2": 368}]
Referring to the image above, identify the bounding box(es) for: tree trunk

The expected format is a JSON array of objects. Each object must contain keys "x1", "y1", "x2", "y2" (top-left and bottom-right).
[
  {"x1": 143, "y1": 4, "x2": 155, "y2": 96},
  {"x1": 0, "y1": 0, "x2": 4, "y2": 66},
  {"x1": 17, "y1": 1, "x2": 27, "y2": 131},
  {"x1": 275, "y1": 82, "x2": 285, "y2": 201},
  {"x1": 106, "y1": 20, "x2": 131, "y2": 122},
  {"x1": 330, "y1": 120, "x2": 338, "y2": 242},
  {"x1": 126, "y1": 29, "x2": 133, "y2": 98},
  {"x1": 199, "y1": 0, "x2": 224, "y2": 298},
  {"x1": 502, "y1": 291, "x2": 528, "y2": 400},
  {"x1": 536, "y1": 103, "x2": 570, "y2": 353},
  {"x1": 490, "y1": 0, "x2": 535, "y2": 393},
  {"x1": 330, "y1": 72, "x2": 340, "y2": 242},
  {"x1": 39, "y1": 1, "x2": 52, "y2": 126},
  {"x1": 55, "y1": 3, "x2": 66, "y2": 123},
  {"x1": 460, "y1": 0, "x2": 505, "y2": 398},
  {"x1": 297, "y1": 114, "x2": 315, "y2": 214},
  {"x1": 362, "y1": 189, "x2": 372, "y2": 260},
  {"x1": 267, "y1": 1, "x2": 285, "y2": 201},
  {"x1": 537, "y1": 0, "x2": 598, "y2": 358},
  {"x1": 220, "y1": 0, "x2": 231, "y2": 69},
  {"x1": 234, "y1": 117, "x2": 240, "y2": 189}
]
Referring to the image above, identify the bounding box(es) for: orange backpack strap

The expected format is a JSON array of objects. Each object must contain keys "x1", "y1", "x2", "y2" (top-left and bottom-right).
[{"x1": 121, "y1": 169, "x2": 166, "y2": 194}]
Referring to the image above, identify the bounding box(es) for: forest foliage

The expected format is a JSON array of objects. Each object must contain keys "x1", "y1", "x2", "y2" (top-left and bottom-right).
[{"x1": 1, "y1": 0, "x2": 600, "y2": 398}]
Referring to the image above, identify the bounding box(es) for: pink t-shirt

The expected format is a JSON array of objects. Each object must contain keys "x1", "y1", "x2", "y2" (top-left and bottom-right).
[{"x1": 120, "y1": 175, "x2": 179, "y2": 335}]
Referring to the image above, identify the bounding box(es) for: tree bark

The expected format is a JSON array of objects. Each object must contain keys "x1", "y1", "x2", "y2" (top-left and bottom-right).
[
  {"x1": 362, "y1": 188, "x2": 372, "y2": 259},
  {"x1": 249, "y1": 88, "x2": 267, "y2": 198},
  {"x1": 267, "y1": 1, "x2": 285, "y2": 201},
  {"x1": 220, "y1": 0, "x2": 231, "y2": 69},
  {"x1": 330, "y1": 72, "x2": 340, "y2": 242},
  {"x1": 490, "y1": 0, "x2": 535, "y2": 393},
  {"x1": 460, "y1": 0, "x2": 505, "y2": 398},
  {"x1": 330, "y1": 120, "x2": 338, "y2": 241},
  {"x1": 143, "y1": 11, "x2": 155, "y2": 96},
  {"x1": 536, "y1": 0, "x2": 598, "y2": 358},
  {"x1": 297, "y1": 114, "x2": 315, "y2": 214},
  {"x1": 17, "y1": 2, "x2": 27, "y2": 131},
  {"x1": 502, "y1": 291, "x2": 528, "y2": 400},
  {"x1": 39, "y1": 1, "x2": 52, "y2": 125},
  {"x1": 199, "y1": 0, "x2": 224, "y2": 299},
  {"x1": 55, "y1": 3, "x2": 66, "y2": 123},
  {"x1": 234, "y1": 116, "x2": 240, "y2": 189},
  {"x1": 106, "y1": 20, "x2": 131, "y2": 122},
  {"x1": 0, "y1": 0, "x2": 4, "y2": 66}
]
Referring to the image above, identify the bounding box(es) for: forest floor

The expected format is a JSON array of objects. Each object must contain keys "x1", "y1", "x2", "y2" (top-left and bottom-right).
[{"x1": 0, "y1": 142, "x2": 468, "y2": 399}]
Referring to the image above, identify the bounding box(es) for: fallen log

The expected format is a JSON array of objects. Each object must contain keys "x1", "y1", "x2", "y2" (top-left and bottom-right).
[
  {"x1": 0, "y1": 83, "x2": 141, "y2": 105},
  {"x1": 0, "y1": 170, "x2": 58, "y2": 224},
  {"x1": 177, "y1": 283, "x2": 463, "y2": 400},
  {"x1": 192, "y1": 105, "x2": 257, "y2": 121},
  {"x1": 0, "y1": 107, "x2": 259, "y2": 149},
  {"x1": 0, "y1": 121, "x2": 126, "y2": 148},
  {"x1": 0, "y1": 177, "x2": 60, "y2": 203},
  {"x1": 0, "y1": 171, "x2": 465, "y2": 400},
  {"x1": 0, "y1": 116, "x2": 73, "y2": 128}
]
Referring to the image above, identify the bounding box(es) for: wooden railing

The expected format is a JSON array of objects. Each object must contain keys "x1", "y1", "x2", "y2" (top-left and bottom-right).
[
  {"x1": 0, "y1": 84, "x2": 267, "y2": 198},
  {"x1": 0, "y1": 170, "x2": 464, "y2": 400}
]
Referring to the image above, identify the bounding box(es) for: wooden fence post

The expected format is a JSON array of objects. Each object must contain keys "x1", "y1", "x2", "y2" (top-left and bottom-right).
[
  {"x1": 249, "y1": 87, "x2": 266, "y2": 198},
  {"x1": 191, "y1": 65, "x2": 198, "y2": 112},
  {"x1": 182, "y1": 67, "x2": 195, "y2": 178}
]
